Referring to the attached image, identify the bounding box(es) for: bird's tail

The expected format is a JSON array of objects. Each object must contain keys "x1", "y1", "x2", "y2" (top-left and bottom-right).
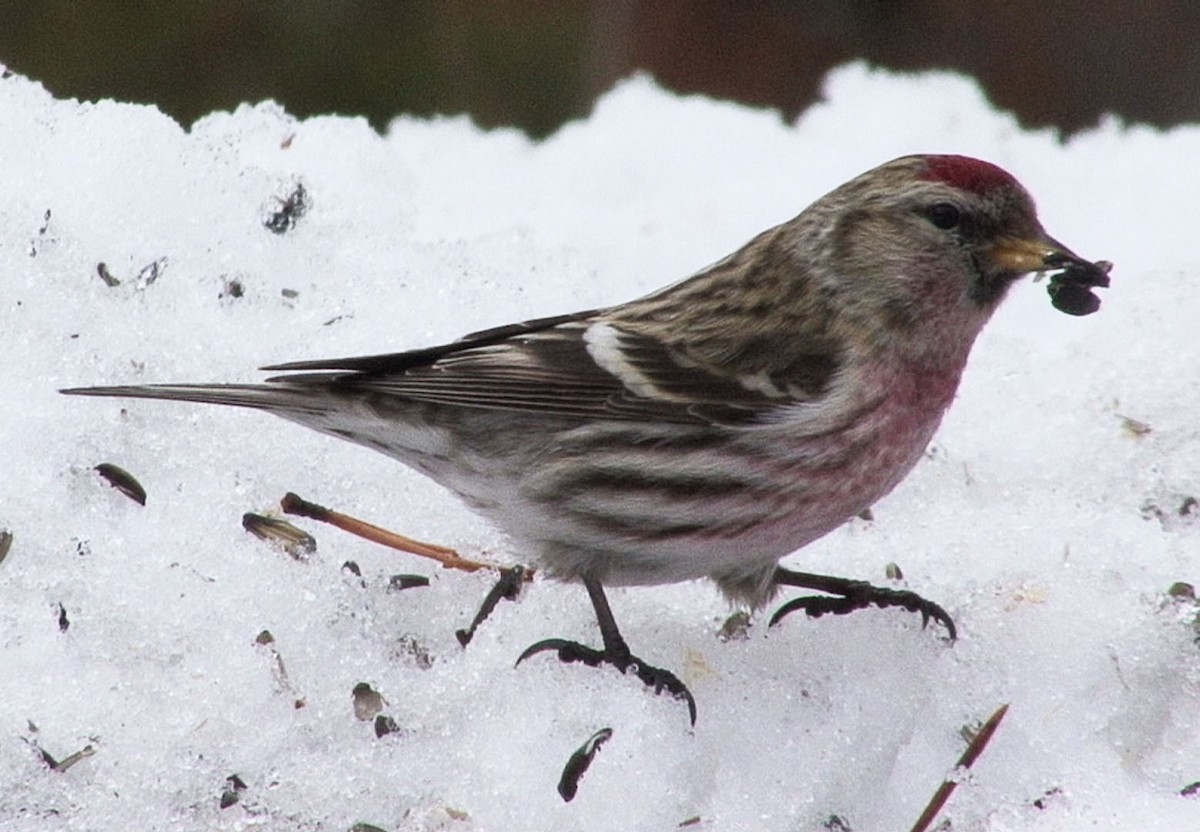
[
  {"x1": 60, "y1": 383, "x2": 330, "y2": 416},
  {"x1": 62, "y1": 380, "x2": 431, "y2": 472}
]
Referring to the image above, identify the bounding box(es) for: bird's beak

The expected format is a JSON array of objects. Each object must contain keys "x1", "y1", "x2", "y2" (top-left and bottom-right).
[
  {"x1": 986, "y1": 233, "x2": 1082, "y2": 276},
  {"x1": 985, "y1": 232, "x2": 1112, "y2": 316}
]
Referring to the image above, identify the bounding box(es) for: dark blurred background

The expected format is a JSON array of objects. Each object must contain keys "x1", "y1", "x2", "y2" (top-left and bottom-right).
[{"x1": 2, "y1": 1, "x2": 1197, "y2": 137}]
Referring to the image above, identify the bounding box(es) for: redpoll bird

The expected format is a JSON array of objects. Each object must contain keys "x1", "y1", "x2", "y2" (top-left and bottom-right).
[{"x1": 64, "y1": 154, "x2": 1110, "y2": 724}]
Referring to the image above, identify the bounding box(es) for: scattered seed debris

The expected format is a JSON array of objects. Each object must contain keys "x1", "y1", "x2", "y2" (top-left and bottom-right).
[
  {"x1": 1168, "y1": 582, "x2": 1196, "y2": 600},
  {"x1": 557, "y1": 727, "x2": 613, "y2": 802},
  {"x1": 1031, "y1": 787, "x2": 1064, "y2": 809},
  {"x1": 388, "y1": 574, "x2": 430, "y2": 591},
  {"x1": 264, "y1": 181, "x2": 309, "y2": 234},
  {"x1": 395, "y1": 634, "x2": 434, "y2": 670},
  {"x1": 352, "y1": 683, "x2": 386, "y2": 722},
  {"x1": 27, "y1": 735, "x2": 97, "y2": 773},
  {"x1": 220, "y1": 773, "x2": 247, "y2": 809},
  {"x1": 56, "y1": 603, "x2": 70, "y2": 632},
  {"x1": 135, "y1": 256, "x2": 168, "y2": 289},
  {"x1": 94, "y1": 462, "x2": 147, "y2": 505},
  {"x1": 959, "y1": 718, "x2": 984, "y2": 745},
  {"x1": 242, "y1": 513, "x2": 316, "y2": 560},
  {"x1": 1117, "y1": 414, "x2": 1152, "y2": 437},
  {"x1": 29, "y1": 209, "x2": 53, "y2": 257},
  {"x1": 1140, "y1": 495, "x2": 1200, "y2": 530},
  {"x1": 1166, "y1": 584, "x2": 1200, "y2": 643},
  {"x1": 373, "y1": 715, "x2": 400, "y2": 738},
  {"x1": 96, "y1": 262, "x2": 121, "y2": 287},
  {"x1": 456, "y1": 565, "x2": 525, "y2": 646},
  {"x1": 885, "y1": 562, "x2": 904, "y2": 581},
  {"x1": 219, "y1": 277, "x2": 245, "y2": 300},
  {"x1": 254, "y1": 629, "x2": 293, "y2": 692},
  {"x1": 53, "y1": 744, "x2": 97, "y2": 772},
  {"x1": 0, "y1": 530, "x2": 12, "y2": 566},
  {"x1": 717, "y1": 610, "x2": 751, "y2": 642}
]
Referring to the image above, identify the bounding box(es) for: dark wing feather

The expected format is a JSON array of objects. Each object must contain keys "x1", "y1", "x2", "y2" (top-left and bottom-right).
[
  {"x1": 264, "y1": 315, "x2": 829, "y2": 426},
  {"x1": 261, "y1": 311, "x2": 596, "y2": 375}
]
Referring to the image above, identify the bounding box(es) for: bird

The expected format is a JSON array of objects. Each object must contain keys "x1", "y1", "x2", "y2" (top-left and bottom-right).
[{"x1": 63, "y1": 154, "x2": 1110, "y2": 724}]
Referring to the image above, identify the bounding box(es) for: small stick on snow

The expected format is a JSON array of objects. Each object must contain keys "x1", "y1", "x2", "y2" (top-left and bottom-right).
[
  {"x1": 909, "y1": 703, "x2": 1010, "y2": 832},
  {"x1": 279, "y1": 491, "x2": 531, "y2": 578}
]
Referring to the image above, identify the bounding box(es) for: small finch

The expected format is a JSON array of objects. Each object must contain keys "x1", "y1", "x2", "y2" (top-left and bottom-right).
[{"x1": 64, "y1": 155, "x2": 1110, "y2": 723}]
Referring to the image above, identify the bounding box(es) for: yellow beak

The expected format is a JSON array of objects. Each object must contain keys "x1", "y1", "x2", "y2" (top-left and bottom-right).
[
  {"x1": 985, "y1": 233, "x2": 1112, "y2": 315},
  {"x1": 985, "y1": 234, "x2": 1081, "y2": 275}
]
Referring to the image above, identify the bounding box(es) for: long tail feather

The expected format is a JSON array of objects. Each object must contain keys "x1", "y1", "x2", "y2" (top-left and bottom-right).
[{"x1": 60, "y1": 383, "x2": 327, "y2": 414}]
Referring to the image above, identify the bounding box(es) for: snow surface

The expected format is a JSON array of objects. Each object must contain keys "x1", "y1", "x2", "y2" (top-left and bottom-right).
[{"x1": 2, "y1": 62, "x2": 1199, "y2": 831}]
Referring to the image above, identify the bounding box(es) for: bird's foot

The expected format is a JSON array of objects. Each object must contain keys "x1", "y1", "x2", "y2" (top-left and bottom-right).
[
  {"x1": 769, "y1": 569, "x2": 956, "y2": 640},
  {"x1": 516, "y1": 638, "x2": 697, "y2": 725}
]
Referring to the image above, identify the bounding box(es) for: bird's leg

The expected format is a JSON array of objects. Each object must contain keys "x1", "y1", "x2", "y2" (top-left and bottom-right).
[
  {"x1": 769, "y1": 567, "x2": 957, "y2": 640},
  {"x1": 516, "y1": 577, "x2": 698, "y2": 725},
  {"x1": 455, "y1": 565, "x2": 527, "y2": 646}
]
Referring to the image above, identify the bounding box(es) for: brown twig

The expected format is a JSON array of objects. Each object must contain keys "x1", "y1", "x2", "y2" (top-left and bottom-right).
[
  {"x1": 279, "y1": 492, "x2": 530, "y2": 578},
  {"x1": 909, "y1": 703, "x2": 1010, "y2": 832}
]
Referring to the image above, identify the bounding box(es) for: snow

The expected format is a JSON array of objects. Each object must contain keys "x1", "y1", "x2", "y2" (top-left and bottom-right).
[{"x1": 2, "y1": 61, "x2": 1199, "y2": 831}]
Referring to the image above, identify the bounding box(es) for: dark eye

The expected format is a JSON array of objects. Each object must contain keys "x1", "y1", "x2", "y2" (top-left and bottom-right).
[{"x1": 926, "y1": 202, "x2": 961, "y2": 230}]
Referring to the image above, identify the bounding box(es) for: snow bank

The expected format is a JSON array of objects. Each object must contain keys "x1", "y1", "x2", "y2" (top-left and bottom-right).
[{"x1": 1, "y1": 62, "x2": 1198, "y2": 831}]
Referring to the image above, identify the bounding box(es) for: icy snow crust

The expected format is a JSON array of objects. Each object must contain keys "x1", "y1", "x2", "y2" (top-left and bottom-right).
[{"x1": 1, "y1": 64, "x2": 1198, "y2": 831}]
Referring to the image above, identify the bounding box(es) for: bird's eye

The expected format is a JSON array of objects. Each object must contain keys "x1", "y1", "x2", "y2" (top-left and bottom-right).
[{"x1": 926, "y1": 202, "x2": 961, "y2": 230}]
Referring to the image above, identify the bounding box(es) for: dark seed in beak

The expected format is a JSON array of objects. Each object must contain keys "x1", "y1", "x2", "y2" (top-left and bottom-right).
[{"x1": 1044, "y1": 256, "x2": 1112, "y2": 316}]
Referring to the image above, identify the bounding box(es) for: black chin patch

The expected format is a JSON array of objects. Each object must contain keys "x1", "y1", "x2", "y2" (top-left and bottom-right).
[{"x1": 968, "y1": 266, "x2": 1018, "y2": 307}]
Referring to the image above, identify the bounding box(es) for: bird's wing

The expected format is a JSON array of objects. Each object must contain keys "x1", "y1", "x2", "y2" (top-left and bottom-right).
[{"x1": 263, "y1": 313, "x2": 835, "y2": 426}]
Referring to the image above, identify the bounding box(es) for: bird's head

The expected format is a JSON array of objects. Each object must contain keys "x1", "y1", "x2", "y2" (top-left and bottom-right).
[{"x1": 804, "y1": 154, "x2": 1109, "y2": 355}]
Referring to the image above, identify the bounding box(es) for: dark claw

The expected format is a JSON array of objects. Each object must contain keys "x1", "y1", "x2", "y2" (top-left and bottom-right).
[
  {"x1": 627, "y1": 663, "x2": 697, "y2": 726},
  {"x1": 516, "y1": 638, "x2": 697, "y2": 725},
  {"x1": 516, "y1": 638, "x2": 608, "y2": 668},
  {"x1": 769, "y1": 581, "x2": 957, "y2": 641}
]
